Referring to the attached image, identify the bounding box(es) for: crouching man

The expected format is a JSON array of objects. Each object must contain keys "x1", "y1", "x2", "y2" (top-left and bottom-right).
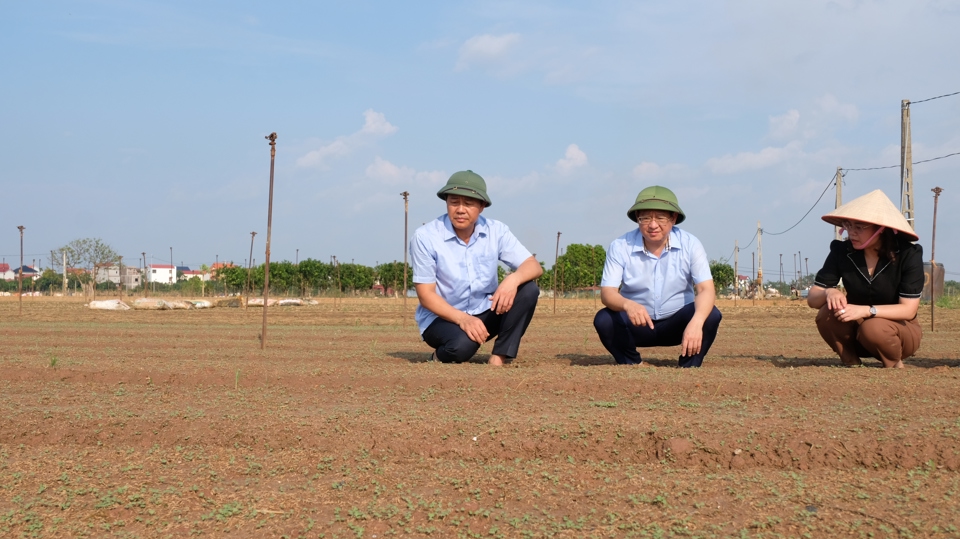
[
  {"x1": 411, "y1": 170, "x2": 543, "y2": 365},
  {"x1": 594, "y1": 186, "x2": 722, "y2": 367}
]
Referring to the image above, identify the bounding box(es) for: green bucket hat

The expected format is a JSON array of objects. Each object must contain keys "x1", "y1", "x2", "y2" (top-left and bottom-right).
[
  {"x1": 436, "y1": 170, "x2": 492, "y2": 207},
  {"x1": 627, "y1": 185, "x2": 685, "y2": 224}
]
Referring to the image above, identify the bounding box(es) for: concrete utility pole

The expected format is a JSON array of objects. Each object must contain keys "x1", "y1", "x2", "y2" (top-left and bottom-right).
[
  {"x1": 401, "y1": 191, "x2": 410, "y2": 311},
  {"x1": 118, "y1": 255, "x2": 123, "y2": 298},
  {"x1": 17, "y1": 226, "x2": 24, "y2": 315},
  {"x1": 63, "y1": 251, "x2": 67, "y2": 296},
  {"x1": 834, "y1": 167, "x2": 844, "y2": 240},
  {"x1": 142, "y1": 252, "x2": 147, "y2": 297},
  {"x1": 779, "y1": 253, "x2": 783, "y2": 284},
  {"x1": 170, "y1": 247, "x2": 173, "y2": 285},
  {"x1": 756, "y1": 222, "x2": 763, "y2": 296},
  {"x1": 900, "y1": 99, "x2": 915, "y2": 228},
  {"x1": 553, "y1": 232, "x2": 561, "y2": 313},
  {"x1": 798, "y1": 250, "x2": 803, "y2": 288},
  {"x1": 261, "y1": 132, "x2": 277, "y2": 349},
  {"x1": 930, "y1": 186, "x2": 943, "y2": 332},
  {"x1": 793, "y1": 253, "x2": 797, "y2": 288},
  {"x1": 734, "y1": 240, "x2": 739, "y2": 299}
]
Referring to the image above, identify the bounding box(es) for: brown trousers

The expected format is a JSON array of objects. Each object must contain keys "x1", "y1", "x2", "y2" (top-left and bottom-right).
[{"x1": 815, "y1": 305, "x2": 922, "y2": 367}]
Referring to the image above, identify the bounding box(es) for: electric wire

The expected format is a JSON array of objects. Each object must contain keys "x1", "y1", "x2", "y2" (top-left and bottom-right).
[
  {"x1": 762, "y1": 173, "x2": 836, "y2": 236},
  {"x1": 843, "y1": 150, "x2": 960, "y2": 172},
  {"x1": 910, "y1": 91, "x2": 960, "y2": 104}
]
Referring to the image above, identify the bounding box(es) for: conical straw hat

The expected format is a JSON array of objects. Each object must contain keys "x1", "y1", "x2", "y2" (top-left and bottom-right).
[{"x1": 821, "y1": 189, "x2": 918, "y2": 242}]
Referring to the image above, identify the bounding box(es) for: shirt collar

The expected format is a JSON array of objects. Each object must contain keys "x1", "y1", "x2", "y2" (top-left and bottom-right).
[
  {"x1": 630, "y1": 227, "x2": 680, "y2": 255},
  {"x1": 441, "y1": 214, "x2": 488, "y2": 242}
]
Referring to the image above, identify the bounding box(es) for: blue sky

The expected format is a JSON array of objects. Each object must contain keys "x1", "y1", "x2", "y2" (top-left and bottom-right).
[{"x1": 3, "y1": 1, "x2": 959, "y2": 281}]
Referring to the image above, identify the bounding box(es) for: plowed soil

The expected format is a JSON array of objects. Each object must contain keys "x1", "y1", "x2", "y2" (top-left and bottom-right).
[{"x1": 2, "y1": 296, "x2": 960, "y2": 538}]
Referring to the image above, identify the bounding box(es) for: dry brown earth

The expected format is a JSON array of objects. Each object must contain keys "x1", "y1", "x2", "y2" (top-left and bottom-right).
[{"x1": 2, "y1": 296, "x2": 959, "y2": 538}]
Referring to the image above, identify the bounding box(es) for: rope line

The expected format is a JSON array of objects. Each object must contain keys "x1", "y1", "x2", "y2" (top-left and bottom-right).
[
  {"x1": 910, "y1": 91, "x2": 960, "y2": 104},
  {"x1": 762, "y1": 174, "x2": 836, "y2": 236}
]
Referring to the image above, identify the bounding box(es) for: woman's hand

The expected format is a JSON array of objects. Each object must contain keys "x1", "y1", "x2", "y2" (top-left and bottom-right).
[
  {"x1": 834, "y1": 304, "x2": 869, "y2": 323},
  {"x1": 825, "y1": 288, "x2": 847, "y2": 312}
]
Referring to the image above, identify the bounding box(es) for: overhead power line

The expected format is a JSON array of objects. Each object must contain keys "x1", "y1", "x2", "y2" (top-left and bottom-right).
[
  {"x1": 762, "y1": 174, "x2": 836, "y2": 236},
  {"x1": 844, "y1": 150, "x2": 960, "y2": 172},
  {"x1": 910, "y1": 91, "x2": 960, "y2": 104}
]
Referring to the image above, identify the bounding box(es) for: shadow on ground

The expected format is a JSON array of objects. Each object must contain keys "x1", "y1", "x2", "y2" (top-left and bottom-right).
[
  {"x1": 387, "y1": 351, "x2": 498, "y2": 365},
  {"x1": 557, "y1": 353, "x2": 679, "y2": 367},
  {"x1": 723, "y1": 354, "x2": 960, "y2": 369}
]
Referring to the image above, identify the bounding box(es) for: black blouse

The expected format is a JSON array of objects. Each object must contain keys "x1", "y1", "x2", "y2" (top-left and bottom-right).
[{"x1": 813, "y1": 238, "x2": 924, "y2": 306}]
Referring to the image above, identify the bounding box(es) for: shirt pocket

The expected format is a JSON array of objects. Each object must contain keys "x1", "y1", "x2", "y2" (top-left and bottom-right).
[{"x1": 475, "y1": 253, "x2": 499, "y2": 287}]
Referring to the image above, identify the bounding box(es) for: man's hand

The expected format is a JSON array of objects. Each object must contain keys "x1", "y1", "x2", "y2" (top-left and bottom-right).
[
  {"x1": 681, "y1": 324, "x2": 703, "y2": 357},
  {"x1": 458, "y1": 314, "x2": 489, "y2": 344},
  {"x1": 490, "y1": 276, "x2": 519, "y2": 315},
  {"x1": 623, "y1": 300, "x2": 655, "y2": 329}
]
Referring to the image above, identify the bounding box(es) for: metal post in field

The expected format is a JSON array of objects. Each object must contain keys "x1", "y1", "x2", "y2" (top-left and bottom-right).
[
  {"x1": 930, "y1": 186, "x2": 943, "y2": 332},
  {"x1": 261, "y1": 132, "x2": 277, "y2": 349},
  {"x1": 244, "y1": 232, "x2": 257, "y2": 308}
]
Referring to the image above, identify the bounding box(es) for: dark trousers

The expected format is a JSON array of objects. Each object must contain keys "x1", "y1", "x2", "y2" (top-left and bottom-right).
[
  {"x1": 422, "y1": 281, "x2": 540, "y2": 363},
  {"x1": 593, "y1": 302, "x2": 722, "y2": 368}
]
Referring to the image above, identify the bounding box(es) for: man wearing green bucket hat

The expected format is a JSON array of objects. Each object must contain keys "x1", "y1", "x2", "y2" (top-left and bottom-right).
[
  {"x1": 410, "y1": 170, "x2": 543, "y2": 365},
  {"x1": 594, "y1": 186, "x2": 722, "y2": 367}
]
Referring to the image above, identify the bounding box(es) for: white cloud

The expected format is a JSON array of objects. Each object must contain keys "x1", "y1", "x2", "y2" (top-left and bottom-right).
[
  {"x1": 360, "y1": 109, "x2": 398, "y2": 136},
  {"x1": 705, "y1": 142, "x2": 803, "y2": 175},
  {"x1": 555, "y1": 143, "x2": 588, "y2": 173},
  {"x1": 816, "y1": 94, "x2": 858, "y2": 123},
  {"x1": 455, "y1": 33, "x2": 521, "y2": 71},
  {"x1": 297, "y1": 109, "x2": 397, "y2": 168},
  {"x1": 364, "y1": 157, "x2": 445, "y2": 186},
  {"x1": 768, "y1": 109, "x2": 800, "y2": 140}
]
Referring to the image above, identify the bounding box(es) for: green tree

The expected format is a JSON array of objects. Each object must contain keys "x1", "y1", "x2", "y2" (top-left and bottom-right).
[
  {"x1": 51, "y1": 238, "x2": 118, "y2": 299},
  {"x1": 374, "y1": 261, "x2": 412, "y2": 292},
  {"x1": 545, "y1": 244, "x2": 605, "y2": 293},
  {"x1": 297, "y1": 258, "x2": 333, "y2": 293},
  {"x1": 265, "y1": 260, "x2": 298, "y2": 294},
  {"x1": 336, "y1": 263, "x2": 375, "y2": 291},
  {"x1": 33, "y1": 269, "x2": 63, "y2": 293},
  {"x1": 217, "y1": 266, "x2": 247, "y2": 292},
  {"x1": 709, "y1": 260, "x2": 734, "y2": 291}
]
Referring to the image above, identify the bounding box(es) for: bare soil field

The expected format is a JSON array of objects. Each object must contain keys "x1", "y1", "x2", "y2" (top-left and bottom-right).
[{"x1": 2, "y1": 296, "x2": 960, "y2": 538}]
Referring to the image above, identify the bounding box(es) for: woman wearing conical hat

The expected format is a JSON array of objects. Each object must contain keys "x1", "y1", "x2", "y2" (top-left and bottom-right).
[{"x1": 807, "y1": 190, "x2": 924, "y2": 368}]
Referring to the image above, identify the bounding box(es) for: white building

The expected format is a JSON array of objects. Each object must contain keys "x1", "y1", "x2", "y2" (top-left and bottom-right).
[
  {"x1": 180, "y1": 269, "x2": 211, "y2": 282},
  {"x1": 147, "y1": 264, "x2": 176, "y2": 284}
]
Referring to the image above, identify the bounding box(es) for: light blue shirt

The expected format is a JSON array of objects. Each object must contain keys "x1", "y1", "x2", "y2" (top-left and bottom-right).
[
  {"x1": 410, "y1": 214, "x2": 533, "y2": 335},
  {"x1": 601, "y1": 227, "x2": 712, "y2": 320}
]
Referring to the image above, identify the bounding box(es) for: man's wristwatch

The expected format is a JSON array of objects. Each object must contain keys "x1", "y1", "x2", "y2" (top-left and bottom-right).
[{"x1": 869, "y1": 305, "x2": 877, "y2": 318}]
